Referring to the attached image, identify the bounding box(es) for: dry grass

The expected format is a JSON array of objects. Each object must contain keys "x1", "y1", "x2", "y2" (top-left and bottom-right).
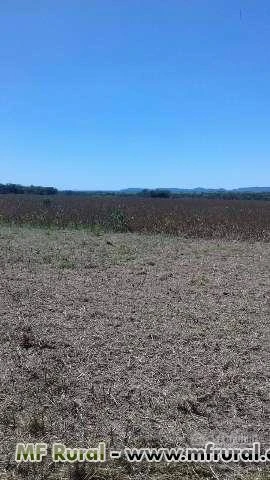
[{"x1": 0, "y1": 225, "x2": 269, "y2": 479}]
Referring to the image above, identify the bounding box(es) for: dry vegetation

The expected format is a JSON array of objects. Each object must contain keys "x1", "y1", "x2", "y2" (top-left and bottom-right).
[
  {"x1": 0, "y1": 225, "x2": 269, "y2": 480},
  {"x1": 0, "y1": 195, "x2": 270, "y2": 241}
]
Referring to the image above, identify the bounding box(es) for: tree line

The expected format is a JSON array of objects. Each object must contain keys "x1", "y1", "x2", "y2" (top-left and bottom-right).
[
  {"x1": 0, "y1": 183, "x2": 270, "y2": 200},
  {"x1": 0, "y1": 183, "x2": 58, "y2": 195}
]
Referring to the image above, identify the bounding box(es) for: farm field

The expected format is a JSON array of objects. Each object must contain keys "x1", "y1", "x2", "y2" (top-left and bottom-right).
[
  {"x1": 1, "y1": 195, "x2": 270, "y2": 240},
  {"x1": 0, "y1": 225, "x2": 269, "y2": 480}
]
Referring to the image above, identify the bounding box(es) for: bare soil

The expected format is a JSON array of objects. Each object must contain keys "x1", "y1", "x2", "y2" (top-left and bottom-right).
[{"x1": 0, "y1": 226, "x2": 269, "y2": 479}]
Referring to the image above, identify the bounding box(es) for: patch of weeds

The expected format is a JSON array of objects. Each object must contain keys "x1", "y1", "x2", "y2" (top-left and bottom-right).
[
  {"x1": 42, "y1": 254, "x2": 53, "y2": 264},
  {"x1": 28, "y1": 415, "x2": 45, "y2": 435},
  {"x1": 91, "y1": 224, "x2": 105, "y2": 236},
  {"x1": 38, "y1": 339, "x2": 56, "y2": 350},
  {"x1": 109, "y1": 208, "x2": 129, "y2": 233},
  {"x1": 117, "y1": 244, "x2": 132, "y2": 256},
  {"x1": 68, "y1": 463, "x2": 88, "y2": 480},
  {"x1": 69, "y1": 462, "x2": 131, "y2": 480},
  {"x1": 45, "y1": 226, "x2": 56, "y2": 236},
  {"x1": 190, "y1": 274, "x2": 209, "y2": 286},
  {"x1": 58, "y1": 258, "x2": 76, "y2": 269},
  {"x1": 1, "y1": 405, "x2": 17, "y2": 429},
  {"x1": 245, "y1": 473, "x2": 270, "y2": 480},
  {"x1": 109, "y1": 244, "x2": 136, "y2": 265},
  {"x1": 20, "y1": 332, "x2": 34, "y2": 349},
  {"x1": 20, "y1": 326, "x2": 34, "y2": 349}
]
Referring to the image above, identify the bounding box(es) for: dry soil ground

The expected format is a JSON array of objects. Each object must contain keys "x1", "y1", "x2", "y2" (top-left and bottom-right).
[{"x1": 0, "y1": 226, "x2": 269, "y2": 480}]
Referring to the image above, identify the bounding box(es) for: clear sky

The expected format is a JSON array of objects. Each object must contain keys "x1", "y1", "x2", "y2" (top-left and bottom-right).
[{"x1": 0, "y1": 0, "x2": 269, "y2": 190}]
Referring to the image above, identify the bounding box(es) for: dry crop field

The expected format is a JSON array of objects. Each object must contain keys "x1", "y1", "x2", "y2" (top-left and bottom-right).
[
  {"x1": 0, "y1": 224, "x2": 269, "y2": 480},
  {"x1": 0, "y1": 195, "x2": 270, "y2": 240}
]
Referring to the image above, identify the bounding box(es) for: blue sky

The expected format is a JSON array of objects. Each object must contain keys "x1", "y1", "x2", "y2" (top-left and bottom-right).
[{"x1": 0, "y1": 0, "x2": 269, "y2": 190}]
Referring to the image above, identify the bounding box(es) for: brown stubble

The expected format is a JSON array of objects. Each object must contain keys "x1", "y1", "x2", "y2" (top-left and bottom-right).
[{"x1": 0, "y1": 226, "x2": 269, "y2": 479}]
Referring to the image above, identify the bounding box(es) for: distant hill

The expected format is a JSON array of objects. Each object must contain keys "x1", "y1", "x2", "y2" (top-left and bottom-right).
[
  {"x1": 119, "y1": 188, "x2": 144, "y2": 194},
  {"x1": 1, "y1": 183, "x2": 270, "y2": 197},
  {"x1": 120, "y1": 187, "x2": 270, "y2": 194},
  {"x1": 233, "y1": 187, "x2": 270, "y2": 193}
]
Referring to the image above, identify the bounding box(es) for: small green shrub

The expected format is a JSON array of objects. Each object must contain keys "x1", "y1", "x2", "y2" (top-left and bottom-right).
[{"x1": 109, "y1": 208, "x2": 129, "y2": 232}]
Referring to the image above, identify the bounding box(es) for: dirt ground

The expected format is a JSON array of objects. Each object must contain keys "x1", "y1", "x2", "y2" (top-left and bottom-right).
[{"x1": 0, "y1": 226, "x2": 269, "y2": 480}]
